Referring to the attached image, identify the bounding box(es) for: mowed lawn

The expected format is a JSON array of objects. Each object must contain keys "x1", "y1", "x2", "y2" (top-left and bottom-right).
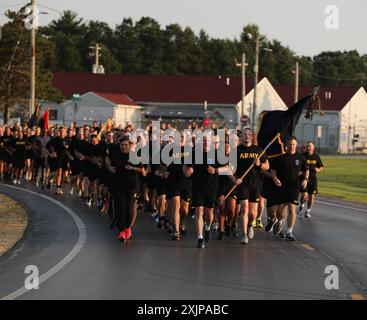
[{"x1": 317, "y1": 156, "x2": 367, "y2": 204}]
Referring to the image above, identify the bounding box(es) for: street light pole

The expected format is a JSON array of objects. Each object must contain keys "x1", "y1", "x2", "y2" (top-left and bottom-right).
[
  {"x1": 294, "y1": 61, "x2": 299, "y2": 103},
  {"x1": 252, "y1": 37, "x2": 260, "y2": 132},
  {"x1": 30, "y1": 0, "x2": 36, "y2": 117},
  {"x1": 236, "y1": 53, "x2": 248, "y2": 129}
]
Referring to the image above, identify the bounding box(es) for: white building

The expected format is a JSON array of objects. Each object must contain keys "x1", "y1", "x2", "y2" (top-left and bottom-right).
[
  {"x1": 276, "y1": 85, "x2": 367, "y2": 154},
  {"x1": 62, "y1": 92, "x2": 142, "y2": 128},
  {"x1": 236, "y1": 77, "x2": 287, "y2": 130}
]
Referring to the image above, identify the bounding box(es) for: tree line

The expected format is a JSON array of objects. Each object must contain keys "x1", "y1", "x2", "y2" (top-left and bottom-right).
[{"x1": 1, "y1": 8, "x2": 366, "y2": 122}]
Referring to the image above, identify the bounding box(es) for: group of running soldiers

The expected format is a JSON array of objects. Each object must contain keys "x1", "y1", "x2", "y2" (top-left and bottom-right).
[{"x1": 0, "y1": 122, "x2": 323, "y2": 248}]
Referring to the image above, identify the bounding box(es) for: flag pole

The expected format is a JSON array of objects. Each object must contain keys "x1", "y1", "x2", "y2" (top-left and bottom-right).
[{"x1": 223, "y1": 132, "x2": 281, "y2": 201}]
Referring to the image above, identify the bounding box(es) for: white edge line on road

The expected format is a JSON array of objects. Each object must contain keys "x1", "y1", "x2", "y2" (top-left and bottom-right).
[
  {"x1": 315, "y1": 199, "x2": 367, "y2": 213},
  {"x1": 0, "y1": 184, "x2": 87, "y2": 300}
]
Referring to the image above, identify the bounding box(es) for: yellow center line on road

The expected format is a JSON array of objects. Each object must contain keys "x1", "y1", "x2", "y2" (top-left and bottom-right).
[
  {"x1": 301, "y1": 243, "x2": 315, "y2": 251},
  {"x1": 351, "y1": 293, "x2": 365, "y2": 300}
]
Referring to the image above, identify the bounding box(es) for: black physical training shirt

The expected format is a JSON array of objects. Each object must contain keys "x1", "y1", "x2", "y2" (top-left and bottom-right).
[
  {"x1": 190, "y1": 147, "x2": 219, "y2": 184},
  {"x1": 303, "y1": 152, "x2": 323, "y2": 179},
  {"x1": 272, "y1": 152, "x2": 308, "y2": 185},
  {"x1": 13, "y1": 138, "x2": 27, "y2": 158},
  {"x1": 112, "y1": 152, "x2": 142, "y2": 187},
  {"x1": 234, "y1": 144, "x2": 267, "y2": 186},
  {"x1": 51, "y1": 137, "x2": 70, "y2": 159},
  {"x1": 167, "y1": 144, "x2": 191, "y2": 179}
]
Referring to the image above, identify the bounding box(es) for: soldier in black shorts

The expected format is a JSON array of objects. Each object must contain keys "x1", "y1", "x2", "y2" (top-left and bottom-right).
[
  {"x1": 299, "y1": 141, "x2": 324, "y2": 219},
  {"x1": 155, "y1": 135, "x2": 170, "y2": 230},
  {"x1": 165, "y1": 132, "x2": 192, "y2": 240},
  {"x1": 216, "y1": 141, "x2": 236, "y2": 240},
  {"x1": 48, "y1": 126, "x2": 73, "y2": 195},
  {"x1": 85, "y1": 133, "x2": 104, "y2": 206},
  {"x1": 184, "y1": 133, "x2": 224, "y2": 248},
  {"x1": 10, "y1": 129, "x2": 27, "y2": 184},
  {"x1": 24, "y1": 127, "x2": 35, "y2": 181},
  {"x1": 68, "y1": 128, "x2": 86, "y2": 196},
  {"x1": 261, "y1": 158, "x2": 279, "y2": 233},
  {"x1": 271, "y1": 136, "x2": 309, "y2": 241},
  {"x1": 227, "y1": 128, "x2": 269, "y2": 245}
]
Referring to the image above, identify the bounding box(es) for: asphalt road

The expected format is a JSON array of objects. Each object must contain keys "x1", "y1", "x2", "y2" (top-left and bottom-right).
[{"x1": 0, "y1": 182, "x2": 366, "y2": 300}]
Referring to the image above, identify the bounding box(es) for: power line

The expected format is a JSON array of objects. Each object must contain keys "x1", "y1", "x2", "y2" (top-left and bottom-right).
[{"x1": 0, "y1": 3, "x2": 28, "y2": 10}]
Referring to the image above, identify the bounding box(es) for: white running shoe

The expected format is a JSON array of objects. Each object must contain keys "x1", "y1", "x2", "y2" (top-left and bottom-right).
[
  {"x1": 240, "y1": 235, "x2": 249, "y2": 245},
  {"x1": 248, "y1": 225, "x2": 254, "y2": 240},
  {"x1": 305, "y1": 212, "x2": 312, "y2": 219}
]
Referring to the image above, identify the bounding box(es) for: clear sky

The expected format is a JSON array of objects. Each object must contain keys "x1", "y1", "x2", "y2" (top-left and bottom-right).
[{"x1": 1, "y1": 0, "x2": 366, "y2": 56}]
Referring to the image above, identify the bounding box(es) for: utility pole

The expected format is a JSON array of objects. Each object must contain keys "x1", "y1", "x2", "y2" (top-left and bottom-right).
[
  {"x1": 235, "y1": 53, "x2": 248, "y2": 128},
  {"x1": 90, "y1": 43, "x2": 103, "y2": 74},
  {"x1": 252, "y1": 37, "x2": 260, "y2": 132},
  {"x1": 294, "y1": 61, "x2": 299, "y2": 103},
  {"x1": 30, "y1": 0, "x2": 36, "y2": 117}
]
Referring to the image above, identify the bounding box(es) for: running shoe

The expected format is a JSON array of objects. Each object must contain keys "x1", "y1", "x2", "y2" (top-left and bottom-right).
[
  {"x1": 272, "y1": 221, "x2": 281, "y2": 236},
  {"x1": 125, "y1": 227, "x2": 132, "y2": 240},
  {"x1": 212, "y1": 222, "x2": 219, "y2": 231},
  {"x1": 276, "y1": 232, "x2": 286, "y2": 239},
  {"x1": 118, "y1": 230, "x2": 126, "y2": 241},
  {"x1": 17, "y1": 179, "x2": 21, "y2": 185},
  {"x1": 167, "y1": 224, "x2": 174, "y2": 235},
  {"x1": 172, "y1": 232, "x2": 181, "y2": 241},
  {"x1": 240, "y1": 235, "x2": 249, "y2": 245},
  {"x1": 204, "y1": 230, "x2": 212, "y2": 243},
  {"x1": 86, "y1": 196, "x2": 93, "y2": 207},
  {"x1": 255, "y1": 219, "x2": 264, "y2": 229},
  {"x1": 197, "y1": 238, "x2": 205, "y2": 248},
  {"x1": 248, "y1": 225, "x2": 254, "y2": 240},
  {"x1": 231, "y1": 225, "x2": 239, "y2": 238},
  {"x1": 157, "y1": 216, "x2": 164, "y2": 229},
  {"x1": 180, "y1": 225, "x2": 186, "y2": 236},
  {"x1": 286, "y1": 232, "x2": 296, "y2": 241},
  {"x1": 12, "y1": 178, "x2": 17, "y2": 185},
  {"x1": 56, "y1": 187, "x2": 63, "y2": 195},
  {"x1": 137, "y1": 202, "x2": 143, "y2": 211},
  {"x1": 298, "y1": 205, "x2": 304, "y2": 216},
  {"x1": 217, "y1": 231, "x2": 225, "y2": 240},
  {"x1": 305, "y1": 212, "x2": 312, "y2": 219},
  {"x1": 265, "y1": 218, "x2": 277, "y2": 233}
]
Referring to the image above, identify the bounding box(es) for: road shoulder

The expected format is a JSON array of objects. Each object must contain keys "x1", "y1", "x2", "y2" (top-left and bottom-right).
[{"x1": 0, "y1": 193, "x2": 28, "y2": 257}]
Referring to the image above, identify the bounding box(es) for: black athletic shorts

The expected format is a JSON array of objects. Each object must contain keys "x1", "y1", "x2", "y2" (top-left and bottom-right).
[
  {"x1": 166, "y1": 176, "x2": 192, "y2": 202},
  {"x1": 48, "y1": 157, "x2": 58, "y2": 172},
  {"x1": 54, "y1": 156, "x2": 69, "y2": 171},
  {"x1": 33, "y1": 157, "x2": 46, "y2": 170},
  {"x1": 88, "y1": 164, "x2": 99, "y2": 182},
  {"x1": 146, "y1": 172, "x2": 158, "y2": 190},
  {"x1": 273, "y1": 182, "x2": 300, "y2": 205},
  {"x1": 217, "y1": 176, "x2": 233, "y2": 198},
  {"x1": 25, "y1": 149, "x2": 33, "y2": 160},
  {"x1": 192, "y1": 181, "x2": 218, "y2": 209},
  {"x1": 13, "y1": 157, "x2": 25, "y2": 169},
  {"x1": 229, "y1": 183, "x2": 260, "y2": 203},
  {"x1": 156, "y1": 178, "x2": 167, "y2": 196},
  {"x1": 99, "y1": 167, "x2": 108, "y2": 185},
  {"x1": 261, "y1": 177, "x2": 278, "y2": 207},
  {"x1": 301, "y1": 177, "x2": 318, "y2": 195},
  {"x1": 70, "y1": 160, "x2": 82, "y2": 176}
]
